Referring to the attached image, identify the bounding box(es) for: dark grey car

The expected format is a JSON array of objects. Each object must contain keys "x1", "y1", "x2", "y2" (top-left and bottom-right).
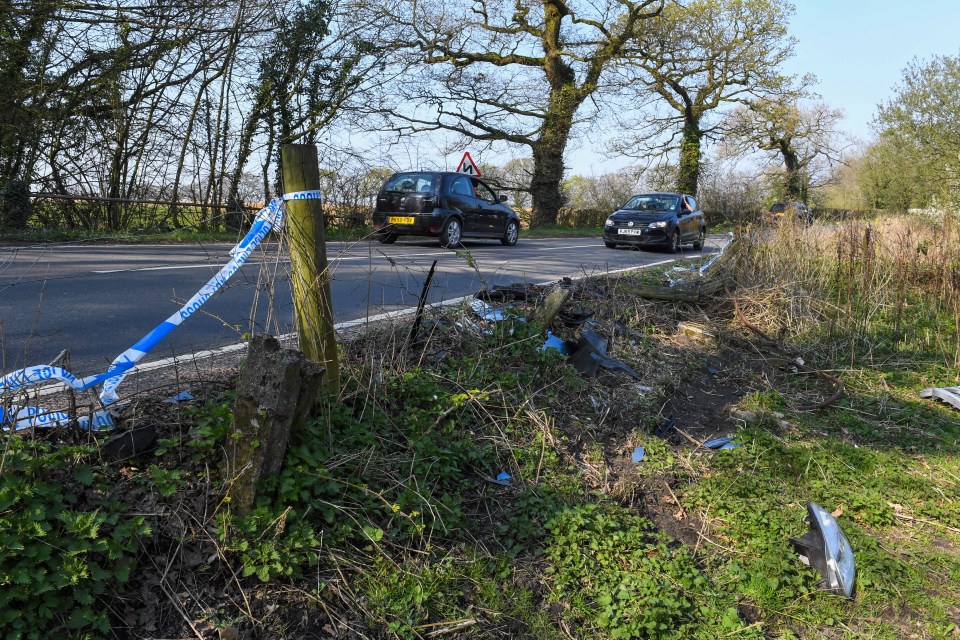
[
  {"x1": 371, "y1": 171, "x2": 521, "y2": 248},
  {"x1": 602, "y1": 193, "x2": 706, "y2": 252}
]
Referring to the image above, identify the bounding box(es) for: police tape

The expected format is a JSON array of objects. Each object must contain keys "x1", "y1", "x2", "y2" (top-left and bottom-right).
[{"x1": 0, "y1": 190, "x2": 320, "y2": 431}]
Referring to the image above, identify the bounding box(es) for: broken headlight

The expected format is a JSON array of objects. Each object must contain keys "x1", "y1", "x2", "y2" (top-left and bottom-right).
[{"x1": 791, "y1": 502, "x2": 856, "y2": 598}]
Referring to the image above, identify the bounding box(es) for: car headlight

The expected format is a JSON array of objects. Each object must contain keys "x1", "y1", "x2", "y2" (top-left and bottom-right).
[
  {"x1": 604, "y1": 218, "x2": 615, "y2": 227},
  {"x1": 648, "y1": 221, "x2": 668, "y2": 228},
  {"x1": 791, "y1": 502, "x2": 856, "y2": 598}
]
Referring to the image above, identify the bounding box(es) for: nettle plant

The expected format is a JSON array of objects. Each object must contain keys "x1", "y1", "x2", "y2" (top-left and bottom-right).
[{"x1": 0, "y1": 438, "x2": 148, "y2": 638}]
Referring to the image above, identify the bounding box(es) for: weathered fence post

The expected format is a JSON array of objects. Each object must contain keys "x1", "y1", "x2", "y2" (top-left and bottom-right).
[
  {"x1": 225, "y1": 336, "x2": 325, "y2": 515},
  {"x1": 280, "y1": 143, "x2": 340, "y2": 394}
]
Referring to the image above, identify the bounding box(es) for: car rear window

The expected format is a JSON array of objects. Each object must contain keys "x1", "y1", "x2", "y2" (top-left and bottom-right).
[
  {"x1": 622, "y1": 194, "x2": 680, "y2": 211},
  {"x1": 382, "y1": 173, "x2": 435, "y2": 194}
]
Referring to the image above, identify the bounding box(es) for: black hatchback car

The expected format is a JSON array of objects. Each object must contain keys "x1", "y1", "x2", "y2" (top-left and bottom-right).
[
  {"x1": 603, "y1": 192, "x2": 706, "y2": 252},
  {"x1": 372, "y1": 171, "x2": 521, "y2": 248}
]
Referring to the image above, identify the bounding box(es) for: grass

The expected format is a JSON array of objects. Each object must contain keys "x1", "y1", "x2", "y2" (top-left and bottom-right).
[{"x1": 2, "y1": 213, "x2": 960, "y2": 638}]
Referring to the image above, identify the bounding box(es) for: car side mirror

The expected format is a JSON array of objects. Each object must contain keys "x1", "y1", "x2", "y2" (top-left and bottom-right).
[{"x1": 499, "y1": 194, "x2": 508, "y2": 203}]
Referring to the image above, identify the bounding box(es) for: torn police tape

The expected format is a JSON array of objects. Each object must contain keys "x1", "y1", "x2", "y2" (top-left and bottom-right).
[{"x1": 0, "y1": 191, "x2": 314, "y2": 431}]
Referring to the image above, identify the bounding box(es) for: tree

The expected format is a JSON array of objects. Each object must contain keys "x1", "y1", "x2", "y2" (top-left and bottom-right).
[
  {"x1": 225, "y1": 0, "x2": 387, "y2": 228},
  {"x1": 726, "y1": 99, "x2": 845, "y2": 201},
  {"x1": 853, "y1": 134, "x2": 927, "y2": 211},
  {"x1": 876, "y1": 53, "x2": 960, "y2": 200},
  {"x1": 380, "y1": 0, "x2": 664, "y2": 227},
  {"x1": 615, "y1": 0, "x2": 797, "y2": 194}
]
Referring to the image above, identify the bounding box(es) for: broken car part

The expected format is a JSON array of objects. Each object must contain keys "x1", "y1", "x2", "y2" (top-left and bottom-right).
[
  {"x1": 790, "y1": 502, "x2": 856, "y2": 598},
  {"x1": 919, "y1": 386, "x2": 960, "y2": 411}
]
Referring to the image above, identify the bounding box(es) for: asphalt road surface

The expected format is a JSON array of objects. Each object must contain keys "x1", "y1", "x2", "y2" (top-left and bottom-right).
[{"x1": 0, "y1": 235, "x2": 721, "y2": 377}]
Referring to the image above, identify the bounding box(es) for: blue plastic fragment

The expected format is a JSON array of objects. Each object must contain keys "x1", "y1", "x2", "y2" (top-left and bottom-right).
[
  {"x1": 163, "y1": 391, "x2": 195, "y2": 404},
  {"x1": 704, "y1": 436, "x2": 739, "y2": 450},
  {"x1": 497, "y1": 471, "x2": 511, "y2": 482},
  {"x1": 471, "y1": 299, "x2": 507, "y2": 322},
  {"x1": 631, "y1": 446, "x2": 645, "y2": 463},
  {"x1": 707, "y1": 366, "x2": 719, "y2": 375},
  {"x1": 539, "y1": 331, "x2": 571, "y2": 355}
]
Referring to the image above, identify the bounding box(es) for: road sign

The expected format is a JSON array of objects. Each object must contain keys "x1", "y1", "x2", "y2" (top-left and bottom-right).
[{"x1": 456, "y1": 152, "x2": 481, "y2": 177}]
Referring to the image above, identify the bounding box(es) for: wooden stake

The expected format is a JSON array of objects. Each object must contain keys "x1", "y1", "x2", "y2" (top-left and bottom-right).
[{"x1": 280, "y1": 144, "x2": 340, "y2": 394}]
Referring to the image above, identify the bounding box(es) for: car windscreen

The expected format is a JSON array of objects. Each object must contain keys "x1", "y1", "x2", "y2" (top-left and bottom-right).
[
  {"x1": 381, "y1": 173, "x2": 435, "y2": 194},
  {"x1": 622, "y1": 194, "x2": 680, "y2": 212}
]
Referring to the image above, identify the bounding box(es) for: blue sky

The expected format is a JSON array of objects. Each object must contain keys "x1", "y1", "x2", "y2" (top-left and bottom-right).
[
  {"x1": 559, "y1": 0, "x2": 960, "y2": 175},
  {"x1": 785, "y1": 0, "x2": 960, "y2": 143}
]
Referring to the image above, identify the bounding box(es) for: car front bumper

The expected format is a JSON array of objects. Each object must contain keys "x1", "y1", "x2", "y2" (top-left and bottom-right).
[{"x1": 603, "y1": 226, "x2": 672, "y2": 245}]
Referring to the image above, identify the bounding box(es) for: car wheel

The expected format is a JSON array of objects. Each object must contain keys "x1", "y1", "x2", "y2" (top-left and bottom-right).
[
  {"x1": 378, "y1": 232, "x2": 398, "y2": 244},
  {"x1": 669, "y1": 229, "x2": 681, "y2": 253},
  {"x1": 604, "y1": 240, "x2": 618, "y2": 249},
  {"x1": 501, "y1": 220, "x2": 519, "y2": 246},
  {"x1": 440, "y1": 218, "x2": 462, "y2": 248},
  {"x1": 692, "y1": 227, "x2": 705, "y2": 250}
]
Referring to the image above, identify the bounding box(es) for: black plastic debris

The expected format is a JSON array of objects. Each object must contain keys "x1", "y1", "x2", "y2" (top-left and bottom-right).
[
  {"x1": 557, "y1": 306, "x2": 594, "y2": 328},
  {"x1": 475, "y1": 284, "x2": 535, "y2": 302},
  {"x1": 102, "y1": 425, "x2": 158, "y2": 462},
  {"x1": 790, "y1": 502, "x2": 856, "y2": 598},
  {"x1": 655, "y1": 414, "x2": 680, "y2": 443},
  {"x1": 569, "y1": 330, "x2": 641, "y2": 379}
]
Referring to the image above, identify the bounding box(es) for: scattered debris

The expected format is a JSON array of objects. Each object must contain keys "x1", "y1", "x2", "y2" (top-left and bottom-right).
[
  {"x1": 475, "y1": 284, "x2": 535, "y2": 302},
  {"x1": 569, "y1": 330, "x2": 641, "y2": 379},
  {"x1": 163, "y1": 391, "x2": 195, "y2": 404},
  {"x1": 655, "y1": 414, "x2": 679, "y2": 442},
  {"x1": 470, "y1": 299, "x2": 508, "y2": 322},
  {"x1": 707, "y1": 366, "x2": 719, "y2": 375},
  {"x1": 703, "y1": 436, "x2": 740, "y2": 450},
  {"x1": 919, "y1": 385, "x2": 960, "y2": 411},
  {"x1": 102, "y1": 425, "x2": 158, "y2": 461},
  {"x1": 488, "y1": 471, "x2": 512, "y2": 486},
  {"x1": 557, "y1": 306, "x2": 593, "y2": 328},
  {"x1": 540, "y1": 331, "x2": 572, "y2": 355},
  {"x1": 631, "y1": 446, "x2": 646, "y2": 463},
  {"x1": 677, "y1": 321, "x2": 717, "y2": 343},
  {"x1": 790, "y1": 502, "x2": 856, "y2": 598}
]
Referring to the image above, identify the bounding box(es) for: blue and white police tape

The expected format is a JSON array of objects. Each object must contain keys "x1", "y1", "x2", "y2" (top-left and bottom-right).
[
  {"x1": 0, "y1": 404, "x2": 115, "y2": 431},
  {"x1": 0, "y1": 190, "x2": 316, "y2": 428}
]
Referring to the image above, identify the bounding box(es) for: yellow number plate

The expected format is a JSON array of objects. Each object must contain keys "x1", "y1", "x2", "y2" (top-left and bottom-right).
[{"x1": 389, "y1": 216, "x2": 415, "y2": 225}]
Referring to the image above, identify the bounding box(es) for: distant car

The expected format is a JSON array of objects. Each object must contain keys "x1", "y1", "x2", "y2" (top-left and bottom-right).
[
  {"x1": 602, "y1": 193, "x2": 706, "y2": 252},
  {"x1": 371, "y1": 171, "x2": 521, "y2": 248},
  {"x1": 768, "y1": 201, "x2": 813, "y2": 225}
]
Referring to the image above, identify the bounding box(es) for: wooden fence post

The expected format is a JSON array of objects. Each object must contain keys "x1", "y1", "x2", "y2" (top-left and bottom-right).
[{"x1": 280, "y1": 143, "x2": 340, "y2": 394}]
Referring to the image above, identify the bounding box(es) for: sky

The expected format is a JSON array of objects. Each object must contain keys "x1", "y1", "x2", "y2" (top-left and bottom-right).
[
  {"x1": 784, "y1": 0, "x2": 960, "y2": 144},
  {"x1": 558, "y1": 0, "x2": 960, "y2": 176}
]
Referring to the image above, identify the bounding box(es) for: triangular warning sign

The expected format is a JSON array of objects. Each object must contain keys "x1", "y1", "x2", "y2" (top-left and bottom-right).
[{"x1": 456, "y1": 152, "x2": 481, "y2": 177}]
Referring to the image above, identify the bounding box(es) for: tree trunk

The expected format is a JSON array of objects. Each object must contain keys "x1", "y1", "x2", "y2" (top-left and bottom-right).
[
  {"x1": 676, "y1": 119, "x2": 702, "y2": 195},
  {"x1": 529, "y1": 82, "x2": 577, "y2": 227},
  {"x1": 780, "y1": 142, "x2": 803, "y2": 199},
  {"x1": 530, "y1": 141, "x2": 568, "y2": 228}
]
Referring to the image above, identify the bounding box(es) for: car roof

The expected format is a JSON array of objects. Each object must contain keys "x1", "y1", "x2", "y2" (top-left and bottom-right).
[
  {"x1": 392, "y1": 171, "x2": 483, "y2": 179},
  {"x1": 631, "y1": 192, "x2": 688, "y2": 197}
]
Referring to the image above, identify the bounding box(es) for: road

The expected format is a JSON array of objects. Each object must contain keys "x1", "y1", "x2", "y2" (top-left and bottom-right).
[{"x1": 0, "y1": 236, "x2": 720, "y2": 377}]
